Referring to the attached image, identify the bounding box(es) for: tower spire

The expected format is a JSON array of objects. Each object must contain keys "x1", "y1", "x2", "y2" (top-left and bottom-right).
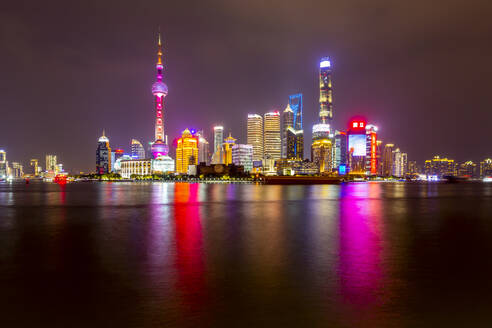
[{"x1": 157, "y1": 28, "x2": 163, "y2": 66}]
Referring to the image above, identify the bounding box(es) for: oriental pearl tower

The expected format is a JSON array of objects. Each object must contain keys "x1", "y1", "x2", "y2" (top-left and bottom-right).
[{"x1": 150, "y1": 31, "x2": 169, "y2": 158}]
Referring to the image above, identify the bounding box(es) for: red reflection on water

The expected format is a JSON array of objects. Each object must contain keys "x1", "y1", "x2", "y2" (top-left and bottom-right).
[
  {"x1": 173, "y1": 183, "x2": 208, "y2": 319},
  {"x1": 58, "y1": 182, "x2": 67, "y2": 205},
  {"x1": 338, "y1": 183, "x2": 385, "y2": 312}
]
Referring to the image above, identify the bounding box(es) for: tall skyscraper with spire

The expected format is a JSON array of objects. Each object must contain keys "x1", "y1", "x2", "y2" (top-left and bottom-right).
[
  {"x1": 318, "y1": 57, "x2": 333, "y2": 123},
  {"x1": 151, "y1": 30, "x2": 169, "y2": 159}
]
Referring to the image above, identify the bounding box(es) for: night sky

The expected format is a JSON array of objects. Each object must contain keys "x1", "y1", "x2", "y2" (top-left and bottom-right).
[{"x1": 1, "y1": 0, "x2": 491, "y2": 172}]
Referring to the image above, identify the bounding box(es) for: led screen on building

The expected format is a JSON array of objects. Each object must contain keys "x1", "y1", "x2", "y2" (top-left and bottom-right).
[{"x1": 348, "y1": 134, "x2": 366, "y2": 157}]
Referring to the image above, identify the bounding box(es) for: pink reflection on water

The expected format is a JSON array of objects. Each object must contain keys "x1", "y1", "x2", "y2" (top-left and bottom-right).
[
  {"x1": 173, "y1": 183, "x2": 209, "y2": 321},
  {"x1": 338, "y1": 182, "x2": 387, "y2": 319}
]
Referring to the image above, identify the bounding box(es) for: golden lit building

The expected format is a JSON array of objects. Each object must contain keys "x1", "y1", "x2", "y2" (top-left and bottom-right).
[
  {"x1": 222, "y1": 133, "x2": 236, "y2": 165},
  {"x1": 176, "y1": 128, "x2": 198, "y2": 174},
  {"x1": 480, "y1": 158, "x2": 492, "y2": 178},
  {"x1": 424, "y1": 155, "x2": 456, "y2": 177},
  {"x1": 312, "y1": 138, "x2": 333, "y2": 174}
]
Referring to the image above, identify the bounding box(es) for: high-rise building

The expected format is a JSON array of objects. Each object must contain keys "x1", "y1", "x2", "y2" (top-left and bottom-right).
[
  {"x1": 247, "y1": 114, "x2": 263, "y2": 161},
  {"x1": 196, "y1": 130, "x2": 210, "y2": 165},
  {"x1": 232, "y1": 144, "x2": 253, "y2": 172},
  {"x1": 382, "y1": 144, "x2": 394, "y2": 177},
  {"x1": 0, "y1": 150, "x2": 7, "y2": 179},
  {"x1": 111, "y1": 149, "x2": 124, "y2": 172},
  {"x1": 347, "y1": 120, "x2": 367, "y2": 174},
  {"x1": 290, "y1": 93, "x2": 303, "y2": 131},
  {"x1": 131, "y1": 139, "x2": 146, "y2": 159},
  {"x1": 318, "y1": 58, "x2": 333, "y2": 123},
  {"x1": 30, "y1": 159, "x2": 39, "y2": 176},
  {"x1": 263, "y1": 111, "x2": 281, "y2": 160},
  {"x1": 365, "y1": 124, "x2": 378, "y2": 175},
  {"x1": 401, "y1": 152, "x2": 408, "y2": 177},
  {"x1": 46, "y1": 154, "x2": 57, "y2": 172},
  {"x1": 176, "y1": 128, "x2": 198, "y2": 174},
  {"x1": 480, "y1": 159, "x2": 492, "y2": 178},
  {"x1": 312, "y1": 139, "x2": 333, "y2": 174},
  {"x1": 424, "y1": 156, "x2": 456, "y2": 177},
  {"x1": 11, "y1": 162, "x2": 23, "y2": 178},
  {"x1": 407, "y1": 161, "x2": 419, "y2": 175},
  {"x1": 282, "y1": 94, "x2": 304, "y2": 159},
  {"x1": 333, "y1": 131, "x2": 347, "y2": 170},
  {"x1": 150, "y1": 31, "x2": 170, "y2": 158},
  {"x1": 212, "y1": 126, "x2": 224, "y2": 164},
  {"x1": 286, "y1": 127, "x2": 304, "y2": 159},
  {"x1": 96, "y1": 130, "x2": 111, "y2": 174},
  {"x1": 223, "y1": 133, "x2": 236, "y2": 165},
  {"x1": 392, "y1": 148, "x2": 403, "y2": 177},
  {"x1": 281, "y1": 104, "x2": 294, "y2": 158}
]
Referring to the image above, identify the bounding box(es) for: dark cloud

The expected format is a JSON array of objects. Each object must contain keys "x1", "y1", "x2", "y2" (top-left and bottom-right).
[{"x1": 1, "y1": 0, "x2": 491, "y2": 172}]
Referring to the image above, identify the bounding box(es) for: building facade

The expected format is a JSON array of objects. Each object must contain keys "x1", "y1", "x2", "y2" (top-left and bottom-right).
[
  {"x1": 223, "y1": 133, "x2": 236, "y2": 165},
  {"x1": 0, "y1": 150, "x2": 6, "y2": 179},
  {"x1": 120, "y1": 159, "x2": 152, "y2": 178},
  {"x1": 480, "y1": 159, "x2": 492, "y2": 178},
  {"x1": 197, "y1": 130, "x2": 210, "y2": 165},
  {"x1": 212, "y1": 126, "x2": 224, "y2": 164},
  {"x1": 263, "y1": 111, "x2": 281, "y2": 160},
  {"x1": 232, "y1": 144, "x2": 253, "y2": 172},
  {"x1": 318, "y1": 57, "x2": 333, "y2": 123},
  {"x1": 424, "y1": 156, "x2": 456, "y2": 177},
  {"x1": 247, "y1": 114, "x2": 263, "y2": 161},
  {"x1": 131, "y1": 139, "x2": 146, "y2": 159},
  {"x1": 382, "y1": 144, "x2": 394, "y2": 177},
  {"x1": 176, "y1": 128, "x2": 199, "y2": 174},
  {"x1": 96, "y1": 131, "x2": 111, "y2": 174},
  {"x1": 281, "y1": 104, "x2": 294, "y2": 158},
  {"x1": 46, "y1": 154, "x2": 57, "y2": 172}
]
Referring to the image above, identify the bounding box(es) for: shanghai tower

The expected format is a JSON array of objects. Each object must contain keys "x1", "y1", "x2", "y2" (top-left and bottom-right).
[
  {"x1": 150, "y1": 31, "x2": 169, "y2": 158},
  {"x1": 318, "y1": 57, "x2": 333, "y2": 123}
]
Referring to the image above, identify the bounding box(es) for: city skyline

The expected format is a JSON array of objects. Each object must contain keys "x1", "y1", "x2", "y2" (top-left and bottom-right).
[{"x1": 1, "y1": 1, "x2": 492, "y2": 172}]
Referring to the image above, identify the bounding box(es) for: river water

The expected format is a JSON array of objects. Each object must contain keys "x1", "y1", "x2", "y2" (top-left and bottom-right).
[{"x1": 1, "y1": 181, "x2": 492, "y2": 327}]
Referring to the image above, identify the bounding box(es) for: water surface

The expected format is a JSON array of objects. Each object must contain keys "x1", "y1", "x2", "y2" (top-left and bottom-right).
[{"x1": 1, "y1": 181, "x2": 492, "y2": 327}]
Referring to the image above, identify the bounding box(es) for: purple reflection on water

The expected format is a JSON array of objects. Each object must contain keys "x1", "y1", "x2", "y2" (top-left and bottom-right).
[{"x1": 338, "y1": 182, "x2": 388, "y2": 321}]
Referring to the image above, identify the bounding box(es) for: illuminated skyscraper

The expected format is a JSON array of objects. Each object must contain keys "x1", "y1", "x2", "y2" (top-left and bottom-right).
[
  {"x1": 11, "y1": 162, "x2": 23, "y2": 178},
  {"x1": 96, "y1": 130, "x2": 111, "y2": 174},
  {"x1": 312, "y1": 139, "x2": 333, "y2": 173},
  {"x1": 0, "y1": 150, "x2": 7, "y2": 179},
  {"x1": 247, "y1": 114, "x2": 263, "y2": 161},
  {"x1": 30, "y1": 159, "x2": 39, "y2": 176},
  {"x1": 263, "y1": 111, "x2": 281, "y2": 160},
  {"x1": 318, "y1": 58, "x2": 333, "y2": 123},
  {"x1": 282, "y1": 94, "x2": 304, "y2": 159},
  {"x1": 281, "y1": 104, "x2": 293, "y2": 158},
  {"x1": 46, "y1": 154, "x2": 57, "y2": 172},
  {"x1": 365, "y1": 124, "x2": 378, "y2": 175},
  {"x1": 131, "y1": 139, "x2": 146, "y2": 159},
  {"x1": 333, "y1": 131, "x2": 347, "y2": 170},
  {"x1": 196, "y1": 130, "x2": 210, "y2": 164},
  {"x1": 151, "y1": 31, "x2": 169, "y2": 158},
  {"x1": 176, "y1": 128, "x2": 198, "y2": 174},
  {"x1": 212, "y1": 126, "x2": 224, "y2": 164},
  {"x1": 382, "y1": 144, "x2": 394, "y2": 177},
  {"x1": 223, "y1": 133, "x2": 237, "y2": 165},
  {"x1": 232, "y1": 144, "x2": 253, "y2": 172}
]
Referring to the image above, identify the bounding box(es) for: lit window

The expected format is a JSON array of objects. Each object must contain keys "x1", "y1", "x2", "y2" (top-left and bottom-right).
[{"x1": 353, "y1": 122, "x2": 358, "y2": 128}]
